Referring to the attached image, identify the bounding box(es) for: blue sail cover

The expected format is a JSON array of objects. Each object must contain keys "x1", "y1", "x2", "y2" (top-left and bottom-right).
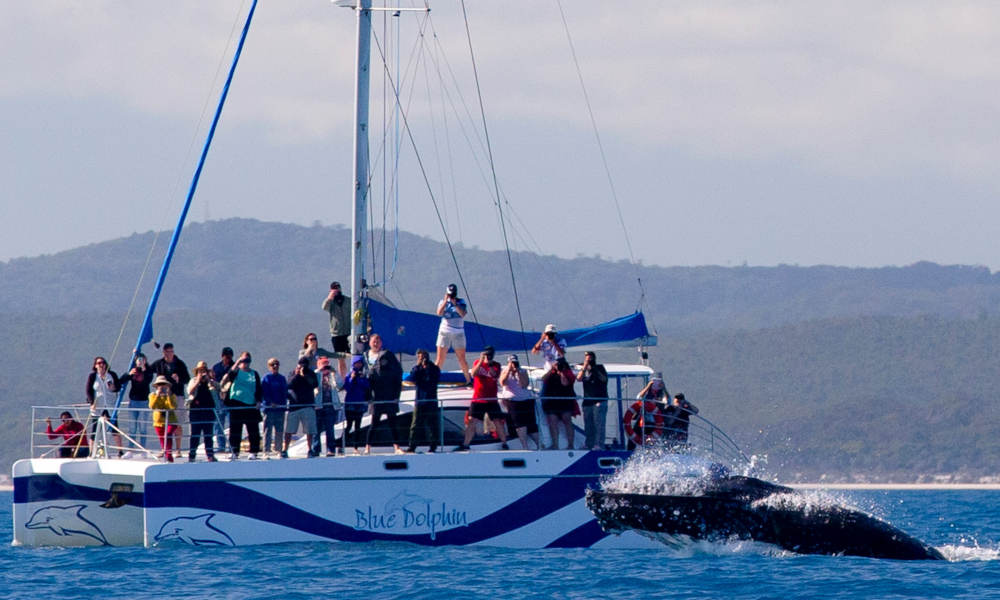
[{"x1": 367, "y1": 299, "x2": 656, "y2": 356}]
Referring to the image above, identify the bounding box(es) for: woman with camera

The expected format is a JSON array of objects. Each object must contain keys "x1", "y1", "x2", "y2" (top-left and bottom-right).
[{"x1": 499, "y1": 354, "x2": 539, "y2": 450}]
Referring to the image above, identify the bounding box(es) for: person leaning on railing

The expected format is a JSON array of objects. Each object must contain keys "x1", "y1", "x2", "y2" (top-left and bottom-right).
[
  {"x1": 405, "y1": 348, "x2": 441, "y2": 453},
  {"x1": 86, "y1": 356, "x2": 122, "y2": 455},
  {"x1": 663, "y1": 393, "x2": 699, "y2": 444},
  {"x1": 261, "y1": 357, "x2": 289, "y2": 458},
  {"x1": 46, "y1": 412, "x2": 89, "y2": 458},
  {"x1": 540, "y1": 356, "x2": 577, "y2": 450},
  {"x1": 365, "y1": 333, "x2": 403, "y2": 455},
  {"x1": 499, "y1": 354, "x2": 539, "y2": 450},
  {"x1": 284, "y1": 357, "x2": 319, "y2": 458},
  {"x1": 186, "y1": 361, "x2": 219, "y2": 462},
  {"x1": 220, "y1": 351, "x2": 263, "y2": 460},
  {"x1": 149, "y1": 375, "x2": 179, "y2": 462},
  {"x1": 312, "y1": 356, "x2": 343, "y2": 457},
  {"x1": 576, "y1": 351, "x2": 609, "y2": 451},
  {"x1": 455, "y1": 346, "x2": 508, "y2": 452},
  {"x1": 119, "y1": 352, "x2": 153, "y2": 450},
  {"x1": 341, "y1": 356, "x2": 370, "y2": 455}
]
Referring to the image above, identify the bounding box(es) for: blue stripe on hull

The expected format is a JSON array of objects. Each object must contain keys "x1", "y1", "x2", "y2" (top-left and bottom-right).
[
  {"x1": 146, "y1": 453, "x2": 613, "y2": 545},
  {"x1": 15, "y1": 452, "x2": 627, "y2": 547},
  {"x1": 14, "y1": 474, "x2": 144, "y2": 506}
]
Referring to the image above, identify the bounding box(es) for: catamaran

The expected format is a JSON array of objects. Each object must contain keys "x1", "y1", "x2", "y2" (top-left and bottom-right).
[{"x1": 12, "y1": 0, "x2": 748, "y2": 548}]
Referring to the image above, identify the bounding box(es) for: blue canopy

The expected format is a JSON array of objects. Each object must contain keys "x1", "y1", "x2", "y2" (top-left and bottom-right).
[{"x1": 367, "y1": 299, "x2": 656, "y2": 356}]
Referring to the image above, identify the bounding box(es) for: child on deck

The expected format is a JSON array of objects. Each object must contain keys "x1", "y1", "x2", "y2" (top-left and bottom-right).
[{"x1": 149, "y1": 375, "x2": 179, "y2": 462}]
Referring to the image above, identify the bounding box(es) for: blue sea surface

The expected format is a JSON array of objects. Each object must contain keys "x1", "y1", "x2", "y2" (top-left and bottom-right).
[{"x1": 2, "y1": 490, "x2": 998, "y2": 600}]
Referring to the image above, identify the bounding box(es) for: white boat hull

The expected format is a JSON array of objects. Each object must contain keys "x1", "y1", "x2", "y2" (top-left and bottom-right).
[{"x1": 13, "y1": 450, "x2": 661, "y2": 548}]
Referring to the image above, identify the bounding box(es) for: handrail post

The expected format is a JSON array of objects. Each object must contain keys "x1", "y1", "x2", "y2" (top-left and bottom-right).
[{"x1": 438, "y1": 398, "x2": 444, "y2": 450}]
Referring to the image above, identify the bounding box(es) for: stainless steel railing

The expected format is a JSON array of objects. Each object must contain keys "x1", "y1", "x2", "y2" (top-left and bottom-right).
[{"x1": 29, "y1": 395, "x2": 748, "y2": 469}]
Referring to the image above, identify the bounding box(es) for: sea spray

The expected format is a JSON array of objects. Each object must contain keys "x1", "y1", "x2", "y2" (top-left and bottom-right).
[{"x1": 600, "y1": 445, "x2": 723, "y2": 495}]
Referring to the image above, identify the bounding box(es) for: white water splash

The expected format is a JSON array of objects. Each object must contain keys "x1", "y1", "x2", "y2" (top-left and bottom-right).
[
  {"x1": 751, "y1": 490, "x2": 843, "y2": 515},
  {"x1": 600, "y1": 445, "x2": 724, "y2": 495},
  {"x1": 937, "y1": 540, "x2": 1000, "y2": 561}
]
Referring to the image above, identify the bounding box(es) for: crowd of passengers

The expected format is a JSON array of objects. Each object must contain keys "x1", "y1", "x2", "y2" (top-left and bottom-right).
[{"x1": 54, "y1": 282, "x2": 696, "y2": 462}]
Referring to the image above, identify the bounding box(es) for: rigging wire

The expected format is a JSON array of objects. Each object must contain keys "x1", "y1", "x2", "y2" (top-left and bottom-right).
[
  {"x1": 555, "y1": 0, "x2": 649, "y2": 314},
  {"x1": 419, "y1": 30, "x2": 452, "y2": 244},
  {"x1": 368, "y1": 17, "x2": 487, "y2": 344},
  {"x1": 108, "y1": 0, "x2": 251, "y2": 367},
  {"x1": 422, "y1": 20, "x2": 586, "y2": 316},
  {"x1": 368, "y1": 8, "x2": 428, "y2": 288},
  {"x1": 458, "y1": 0, "x2": 531, "y2": 358}
]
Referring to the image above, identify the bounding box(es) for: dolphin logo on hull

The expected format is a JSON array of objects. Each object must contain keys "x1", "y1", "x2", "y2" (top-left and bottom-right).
[
  {"x1": 383, "y1": 490, "x2": 432, "y2": 517},
  {"x1": 154, "y1": 514, "x2": 235, "y2": 546},
  {"x1": 25, "y1": 505, "x2": 110, "y2": 546}
]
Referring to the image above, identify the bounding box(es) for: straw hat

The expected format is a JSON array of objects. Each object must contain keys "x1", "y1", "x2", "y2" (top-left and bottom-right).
[{"x1": 153, "y1": 375, "x2": 171, "y2": 387}]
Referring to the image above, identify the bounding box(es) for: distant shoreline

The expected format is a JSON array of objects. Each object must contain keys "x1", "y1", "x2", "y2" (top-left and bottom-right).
[
  {"x1": 791, "y1": 483, "x2": 1000, "y2": 490},
  {"x1": 1, "y1": 483, "x2": 998, "y2": 493}
]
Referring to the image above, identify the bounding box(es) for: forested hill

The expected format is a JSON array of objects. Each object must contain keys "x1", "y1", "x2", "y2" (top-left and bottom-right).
[
  {"x1": 3, "y1": 218, "x2": 1000, "y2": 334},
  {"x1": 1, "y1": 219, "x2": 998, "y2": 482}
]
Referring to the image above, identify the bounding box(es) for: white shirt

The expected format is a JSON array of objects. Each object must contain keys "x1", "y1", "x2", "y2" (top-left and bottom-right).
[
  {"x1": 90, "y1": 372, "x2": 116, "y2": 415},
  {"x1": 539, "y1": 337, "x2": 567, "y2": 369},
  {"x1": 437, "y1": 298, "x2": 467, "y2": 334},
  {"x1": 499, "y1": 368, "x2": 532, "y2": 401}
]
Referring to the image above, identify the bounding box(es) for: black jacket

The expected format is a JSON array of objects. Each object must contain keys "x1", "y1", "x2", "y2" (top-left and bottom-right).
[{"x1": 369, "y1": 350, "x2": 403, "y2": 402}]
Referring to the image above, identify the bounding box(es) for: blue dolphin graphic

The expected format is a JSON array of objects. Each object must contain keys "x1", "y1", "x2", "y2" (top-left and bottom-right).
[
  {"x1": 154, "y1": 513, "x2": 235, "y2": 546},
  {"x1": 383, "y1": 490, "x2": 432, "y2": 517},
  {"x1": 25, "y1": 504, "x2": 110, "y2": 546}
]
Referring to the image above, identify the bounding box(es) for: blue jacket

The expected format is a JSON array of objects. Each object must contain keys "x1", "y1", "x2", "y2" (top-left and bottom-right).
[
  {"x1": 343, "y1": 372, "x2": 370, "y2": 414},
  {"x1": 261, "y1": 372, "x2": 288, "y2": 410}
]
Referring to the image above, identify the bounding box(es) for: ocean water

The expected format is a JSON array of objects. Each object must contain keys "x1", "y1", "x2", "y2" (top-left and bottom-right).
[{"x1": 2, "y1": 490, "x2": 998, "y2": 600}]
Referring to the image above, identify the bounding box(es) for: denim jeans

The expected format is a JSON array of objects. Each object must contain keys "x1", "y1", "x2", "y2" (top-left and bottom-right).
[
  {"x1": 125, "y1": 399, "x2": 149, "y2": 449},
  {"x1": 214, "y1": 407, "x2": 228, "y2": 453},
  {"x1": 583, "y1": 400, "x2": 608, "y2": 450},
  {"x1": 263, "y1": 409, "x2": 286, "y2": 453},
  {"x1": 312, "y1": 406, "x2": 339, "y2": 455},
  {"x1": 188, "y1": 408, "x2": 216, "y2": 459}
]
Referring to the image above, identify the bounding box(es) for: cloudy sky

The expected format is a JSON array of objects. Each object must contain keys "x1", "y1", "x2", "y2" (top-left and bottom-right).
[{"x1": 3, "y1": 1, "x2": 999, "y2": 269}]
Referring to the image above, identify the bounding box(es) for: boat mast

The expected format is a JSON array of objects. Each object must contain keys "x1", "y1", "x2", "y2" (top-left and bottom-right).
[
  {"x1": 111, "y1": 0, "x2": 259, "y2": 421},
  {"x1": 350, "y1": 0, "x2": 373, "y2": 357}
]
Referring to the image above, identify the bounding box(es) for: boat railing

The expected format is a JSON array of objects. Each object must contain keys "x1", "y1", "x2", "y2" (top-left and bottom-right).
[{"x1": 29, "y1": 397, "x2": 748, "y2": 467}]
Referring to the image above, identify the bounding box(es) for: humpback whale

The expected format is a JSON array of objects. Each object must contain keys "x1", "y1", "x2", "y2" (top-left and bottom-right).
[
  {"x1": 25, "y1": 505, "x2": 110, "y2": 546},
  {"x1": 154, "y1": 514, "x2": 236, "y2": 546},
  {"x1": 586, "y1": 476, "x2": 944, "y2": 560}
]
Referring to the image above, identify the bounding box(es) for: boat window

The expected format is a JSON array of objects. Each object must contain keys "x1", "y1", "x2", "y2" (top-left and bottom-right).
[
  {"x1": 598, "y1": 457, "x2": 622, "y2": 469},
  {"x1": 502, "y1": 459, "x2": 526, "y2": 468},
  {"x1": 383, "y1": 461, "x2": 408, "y2": 471}
]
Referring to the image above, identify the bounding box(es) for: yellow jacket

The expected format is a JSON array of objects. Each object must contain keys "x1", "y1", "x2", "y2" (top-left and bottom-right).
[{"x1": 148, "y1": 392, "x2": 178, "y2": 427}]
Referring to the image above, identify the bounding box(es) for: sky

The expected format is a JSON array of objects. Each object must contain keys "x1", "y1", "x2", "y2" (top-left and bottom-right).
[{"x1": 2, "y1": 1, "x2": 1000, "y2": 269}]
